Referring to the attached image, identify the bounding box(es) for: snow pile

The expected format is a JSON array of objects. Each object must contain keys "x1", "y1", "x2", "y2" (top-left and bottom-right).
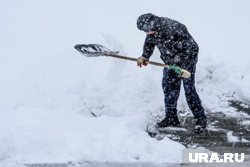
[
  {"x1": 0, "y1": 107, "x2": 183, "y2": 163},
  {"x1": 0, "y1": 0, "x2": 250, "y2": 165}
]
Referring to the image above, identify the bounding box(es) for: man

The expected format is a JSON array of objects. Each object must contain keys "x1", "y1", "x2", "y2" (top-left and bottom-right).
[{"x1": 136, "y1": 13, "x2": 207, "y2": 132}]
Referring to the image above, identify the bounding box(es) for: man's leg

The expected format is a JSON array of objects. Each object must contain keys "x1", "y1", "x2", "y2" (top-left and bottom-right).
[
  {"x1": 183, "y1": 65, "x2": 207, "y2": 131},
  {"x1": 157, "y1": 67, "x2": 181, "y2": 127},
  {"x1": 183, "y1": 65, "x2": 206, "y2": 118}
]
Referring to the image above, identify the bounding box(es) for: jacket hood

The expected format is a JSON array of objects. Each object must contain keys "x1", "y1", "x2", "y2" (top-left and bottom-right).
[{"x1": 137, "y1": 13, "x2": 158, "y2": 32}]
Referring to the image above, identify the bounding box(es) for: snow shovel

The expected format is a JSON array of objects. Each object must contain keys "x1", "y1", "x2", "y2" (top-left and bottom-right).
[{"x1": 74, "y1": 44, "x2": 191, "y2": 78}]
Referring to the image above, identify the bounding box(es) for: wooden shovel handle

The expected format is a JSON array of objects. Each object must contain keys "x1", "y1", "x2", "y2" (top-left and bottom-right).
[
  {"x1": 104, "y1": 52, "x2": 168, "y2": 67},
  {"x1": 103, "y1": 52, "x2": 191, "y2": 78}
]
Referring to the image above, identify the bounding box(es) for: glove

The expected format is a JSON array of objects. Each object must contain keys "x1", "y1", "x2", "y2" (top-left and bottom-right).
[
  {"x1": 137, "y1": 56, "x2": 148, "y2": 67},
  {"x1": 168, "y1": 65, "x2": 183, "y2": 77}
]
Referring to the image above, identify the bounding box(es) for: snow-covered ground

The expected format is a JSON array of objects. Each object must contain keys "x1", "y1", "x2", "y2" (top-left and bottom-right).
[{"x1": 0, "y1": 0, "x2": 250, "y2": 166}]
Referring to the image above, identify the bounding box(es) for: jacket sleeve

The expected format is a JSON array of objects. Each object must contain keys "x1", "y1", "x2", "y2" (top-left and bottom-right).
[
  {"x1": 141, "y1": 35, "x2": 155, "y2": 59},
  {"x1": 180, "y1": 51, "x2": 198, "y2": 70},
  {"x1": 173, "y1": 24, "x2": 189, "y2": 40},
  {"x1": 172, "y1": 24, "x2": 198, "y2": 70}
]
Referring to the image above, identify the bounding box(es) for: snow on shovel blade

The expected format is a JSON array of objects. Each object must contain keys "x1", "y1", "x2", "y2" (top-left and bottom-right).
[{"x1": 74, "y1": 44, "x2": 118, "y2": 57}]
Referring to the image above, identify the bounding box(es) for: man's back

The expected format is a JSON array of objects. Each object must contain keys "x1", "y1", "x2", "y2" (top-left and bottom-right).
[{"x1": 141, "y1": 14, "x2": 199, "y2": 69}]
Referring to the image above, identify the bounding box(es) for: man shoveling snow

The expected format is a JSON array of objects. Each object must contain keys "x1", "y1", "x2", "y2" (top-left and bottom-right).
[{"x1": 136, "y1": 13, "x2": 207, "y2": 133}]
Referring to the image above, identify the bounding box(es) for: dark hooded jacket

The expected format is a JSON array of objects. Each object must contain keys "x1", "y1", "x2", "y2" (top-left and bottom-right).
[{"x1": 139, "y1": 14, "x2": 199, "y2": 70}]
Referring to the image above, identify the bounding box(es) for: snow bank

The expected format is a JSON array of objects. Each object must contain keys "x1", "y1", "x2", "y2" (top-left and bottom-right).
[
  {"x1": 0, "y1": 0, "x2": 250, "y2": 165},
  {"x1": 0, "y1": 107, "x2": 184, "y2": 163}
]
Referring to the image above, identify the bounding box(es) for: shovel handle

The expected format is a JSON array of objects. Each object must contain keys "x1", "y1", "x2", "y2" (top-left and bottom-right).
[
  {"x1": 146, "y1": 61, "x2": 168, "y2": 67},
  {"x1": 103, "y1": 52, "x2": 168, "y2": 67},
  {"x1": 103, "y1": 52, "x2": 191, "y2": 78}
]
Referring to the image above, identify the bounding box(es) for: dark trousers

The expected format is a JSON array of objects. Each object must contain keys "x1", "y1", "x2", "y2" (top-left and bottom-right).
[{"x1": 162, "y1": 65, "x2": 206, "y2": 118}]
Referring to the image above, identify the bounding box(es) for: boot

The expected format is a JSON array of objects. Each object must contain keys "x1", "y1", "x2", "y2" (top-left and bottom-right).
[
  {"x1": 194, "y1": 116, "x2": 207, "y2": 133},
  {"x1": 157, "y1": 115, "x2": 180, "y2": 128}
]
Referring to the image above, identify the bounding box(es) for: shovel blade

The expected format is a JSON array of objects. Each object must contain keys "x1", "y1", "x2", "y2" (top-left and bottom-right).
[{"x1": 74, "y1": 44, "x2": 117, "y2": 57}]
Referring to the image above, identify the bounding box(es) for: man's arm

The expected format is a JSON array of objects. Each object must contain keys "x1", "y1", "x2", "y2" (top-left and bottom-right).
[
  {"x1": 172, "y1": 24, "x2": 198, "y2": 70},
  {"x1": 180, "y1": 50, "x2": 198, "y2": 70},
  {"x1": 141, "y1": 35, "x2": 155, "y2": 59},
  {"x1": 137, "y1": 35, "x2": 155, "y2": 67}
]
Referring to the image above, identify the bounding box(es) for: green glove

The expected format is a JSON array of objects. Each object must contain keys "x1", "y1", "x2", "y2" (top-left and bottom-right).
[{"x1": 168, "y1": 65, "x2": 183, "y2": 76}]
